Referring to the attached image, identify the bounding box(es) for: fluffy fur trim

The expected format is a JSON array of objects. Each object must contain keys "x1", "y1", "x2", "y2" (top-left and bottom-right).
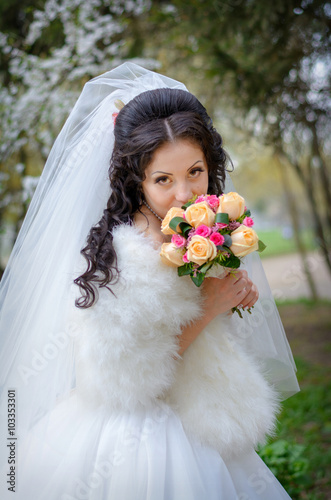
[
  {"x1": 71, "y1": 224, "x2": 202, "y2": 411},
  {"x1": 71, "y1": 224, "x2": 279, "y2": 458},
  {"x1": 165, "y1": 313, "x2": 280, "y2": 459}
]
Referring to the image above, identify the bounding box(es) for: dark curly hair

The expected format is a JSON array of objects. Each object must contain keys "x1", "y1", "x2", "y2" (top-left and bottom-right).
[{"x1": 74, "y1": 88, "x2": 231, "y2": 308}]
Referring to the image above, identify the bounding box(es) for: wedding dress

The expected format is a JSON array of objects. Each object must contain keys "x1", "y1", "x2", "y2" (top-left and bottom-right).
[
  {"x1": 1, "y1": 224, "x2": 293, "y2": 499},
  {"x1": 0, "y1": 63, "x2": 299, "y2": 499}
]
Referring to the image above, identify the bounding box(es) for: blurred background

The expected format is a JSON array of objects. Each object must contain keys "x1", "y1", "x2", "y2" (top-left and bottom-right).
[{"x1": 0, "y1": 0, "x2": 330, "y2": 497}]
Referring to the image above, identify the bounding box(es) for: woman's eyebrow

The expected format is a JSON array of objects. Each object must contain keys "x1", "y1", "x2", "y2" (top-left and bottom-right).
[
  {"x1": 188, "y1": 160, "x2": 203, "y2": 169},
  {"x1": 151, "y1": 160, "x2": 204, "y2": 176},
  {"x1": 151, "y1": 170, "x2": 173, "y2": 176}
]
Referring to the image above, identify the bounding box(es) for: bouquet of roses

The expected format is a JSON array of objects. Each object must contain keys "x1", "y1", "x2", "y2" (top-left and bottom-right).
[{"x1": 159, "y1": 192, "x2": 266, "y2": 317}]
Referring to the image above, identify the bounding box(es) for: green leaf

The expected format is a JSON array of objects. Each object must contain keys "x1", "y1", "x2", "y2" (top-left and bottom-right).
[
  {"x1": 198, "y1": 261, "x2": 213, "y2": 273},
  {"x1": 222, "y1": 234, "x2": 232, "y2": 247},
  {"x1": 215, "y1": 212, "x2": 229, "y2": 224},
  {"x1": 169, "y1": 217, "x2": 192, "y2": 235},
  {"x1": 244, "y1": 209, "x2": 251, "y2": 217},
  {"x1": 216, "y1": 253, "x2": 240, "y2": 268},
  {"x1": 232, "y1": 306, "x2": 243, "y2": 319},
  {"x1": 191, "y1": 272, "x2": 205, "y2": 287},
  {"x1": 258, "y1": 239, "x2": 267, "y2": 252},
  {"x1": 178, "y1": 264, "x2": 192, "y2": 277},
  {"x1": 216, "y1": 252, "x2": 227, "y2": 261},
  {"x1": 181, "y1": 195, "x2": 197, "y2": 209},
  {"x1": 179, "y1": 222, "x2": 193, "y2": 237}
]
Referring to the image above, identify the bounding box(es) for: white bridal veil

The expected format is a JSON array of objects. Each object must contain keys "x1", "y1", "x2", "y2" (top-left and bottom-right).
[{"x1": 0, "y1": 63, "x2": 299, "y2": 478}]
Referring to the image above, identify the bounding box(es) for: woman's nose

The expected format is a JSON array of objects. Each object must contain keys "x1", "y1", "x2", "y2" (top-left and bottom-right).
[{"x1": 175, "y1": 184, "x2": 193, "y2": 204}]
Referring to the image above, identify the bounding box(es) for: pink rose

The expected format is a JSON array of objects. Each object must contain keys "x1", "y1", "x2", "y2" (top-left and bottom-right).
[
  {"x1": 171, "y1": 234, "x2": 187, "y2": 248},
  {"x1": 195, "y1": 195, "x2": 206, "y2": 204},
  {"x1": 195, "y1": 224, "x2": 212, "y2": 237},
  {"x1": 182, "y1": 252, "x2": 190, "y2": 263},
  {"x1": 215, "y1": 222, "x2": 228, "y2": 229},
  {"x1": 243, "y1": 216, "x2": 254, "y2": 227},
  {"x1": 209, "y1": 232, "x2": 225, "y2": 246},
  {"x1": 206, "y1": 195, "x2": 220, "y2": 209}
]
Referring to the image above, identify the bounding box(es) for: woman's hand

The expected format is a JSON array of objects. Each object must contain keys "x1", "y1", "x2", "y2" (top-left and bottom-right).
[
  {"x1": 201, "y1": 270, "x2": 259, "y2": 321},
  {"x1": 239, "y1": 281, "x2": 259, "y2": 311},
  {"x1": 178, "y1": 270, "x2": 259, "y2": 355}
]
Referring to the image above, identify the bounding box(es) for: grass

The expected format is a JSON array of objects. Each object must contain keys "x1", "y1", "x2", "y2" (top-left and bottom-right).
[
  {"x1": 259, "y1": 358, "x2": 331, "y2": 499},
  {"x1": 275, "y1": 298, "x2": 331, "y2": 307},
  {"x1": 258, "y1": 229, "x2": 317, "y2": 258},
  {"x1": 257, "y1": 301, "x2": 331, "y2": 499}
]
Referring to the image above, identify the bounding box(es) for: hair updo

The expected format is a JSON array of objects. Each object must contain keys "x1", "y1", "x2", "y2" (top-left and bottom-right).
[{"x1": 74, "y1": 88, "x2": 230, "y2": 308}]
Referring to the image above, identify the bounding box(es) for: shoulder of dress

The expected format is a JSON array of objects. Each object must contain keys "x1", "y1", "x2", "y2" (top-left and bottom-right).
[
  {"x1": 70, "y1": 223, "x2": 202, "y2": 322},
  {"x1": 111, "y1": 224, "x2": 172, "y2": 280},
  {"x1": 112, "y1": 223, "x2": 160, "y2": 259}
]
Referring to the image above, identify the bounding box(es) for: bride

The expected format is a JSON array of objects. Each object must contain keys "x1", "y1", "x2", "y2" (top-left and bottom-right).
[{"x1": 0, "y1": 63, "x2": 299, "y2": 499}]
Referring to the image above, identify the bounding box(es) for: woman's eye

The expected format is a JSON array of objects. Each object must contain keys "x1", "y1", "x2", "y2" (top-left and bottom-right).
[
  {"x1": 189, "y1": 168, "x2": 204, "y2": 177},
  {"x1": 155, "y1": 176, "x2": 170, "y2": 184}
]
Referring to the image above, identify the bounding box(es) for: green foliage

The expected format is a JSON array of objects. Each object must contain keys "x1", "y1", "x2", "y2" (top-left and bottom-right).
[
  {"x1": 258, "y1": 440, "x2": 311, "y2": 496},
  {"x1": 258, "y1": 228, "x2": 318, "y2": 258},
  {"x1": 276, "y1": 297, "x2": 331, "y2": 308},
  {"x1": 256, "y1": 300, "x2": 331, "y2": 498},
  {"x1": 215, "y1": 251, "x2": 240, "y2": 268},
  {"x1": 177, "y1": 263, "x2": 192, "y2": 277},
  {"x1": 215, "y1": 212, "x2": 229, "y2": 224},
  {"x1": 257, "y1": 239, "x2": 266, "y2": 252},
  {"x1": 146, "y1": 0, "x2": 331, "y2": 266},
  {"x1": 169, "y1": 216, "x2": 192, "y2": 237},
  {"x1": 258, "y1": 354, "x2": 331, "y2": 499},
  {"x1": 191, "y1": 271, "x2": 205, "y2": 287},
  {"x1": 219, "y1": 234, "x2": 232, "y2": 248}
]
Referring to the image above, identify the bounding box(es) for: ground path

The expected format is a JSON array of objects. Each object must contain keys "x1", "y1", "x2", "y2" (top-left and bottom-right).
[
  {"x1": 261, "y1": 250, "x2": 331, "y2": 301},
  {"x1": 261, "y1": 251, "x2": 331, "y2": 368}
]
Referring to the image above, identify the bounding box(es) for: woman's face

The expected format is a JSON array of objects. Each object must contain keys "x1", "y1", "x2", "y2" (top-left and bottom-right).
[{"x1": 141, "y1": 139, "x2": 209, "y2": 218}]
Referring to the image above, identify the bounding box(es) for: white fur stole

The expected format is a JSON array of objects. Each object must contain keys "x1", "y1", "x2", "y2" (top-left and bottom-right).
[{"x1": 71, "y1": 224, "x2": 279, "y2": 458}]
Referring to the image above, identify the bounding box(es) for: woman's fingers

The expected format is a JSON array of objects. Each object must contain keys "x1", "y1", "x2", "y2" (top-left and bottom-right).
[
  {"x1": 230, "y1": 271, "x2": 258, "y2": 310},
  {"x1": 232, "y1": 277, "x2": 248, "y2": 293},
  {"x1": 201, "y1": 269, "x2": 259, "y2": 318},
  {"x1": 239, "y1": 284, "x2": 259, "y2": 309},
  {"x1": 232, "y1": 272, "x2": 252, "y2": 296}
]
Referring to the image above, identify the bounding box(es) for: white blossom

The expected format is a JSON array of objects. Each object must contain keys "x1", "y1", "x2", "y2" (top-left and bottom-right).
[
  {"x1": 0, "y1": 0, "x2": 156, "y2": 239},
  {"x1": 1, "y1": 0, "x2": 155, "y2": 162}
]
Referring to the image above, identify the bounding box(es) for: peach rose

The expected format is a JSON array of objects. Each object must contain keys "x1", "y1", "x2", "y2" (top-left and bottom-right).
[
  {"x1": 160, "y1": 242, "x2": 186, "y2": 267},
  {"x1": 230, "y1": 225, "x2": 259, "y2": 257},
  {"x1": 161, "y1": 207, "x2": 185, "y2": 235},
  {"x1": 185, "y1": 202, "x2": 215, "y2": 228},
  {"x1": 186, "y1": 235, "x2": 217, "y2": 266},
  {"x1": 217, "y1": 192, "x2": 245, "y2": 221}
]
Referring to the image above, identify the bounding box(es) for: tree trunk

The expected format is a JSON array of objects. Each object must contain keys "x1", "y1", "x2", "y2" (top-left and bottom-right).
[
  {"x1": 276, "y1": 154, "x2": 319, "y2": 301},
  {"x1": 280, "y1": 149, "x2": 331, "y2": 276},
  {"x1": 311, "y1": 123, "x2": 331, "y2": 236}
]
